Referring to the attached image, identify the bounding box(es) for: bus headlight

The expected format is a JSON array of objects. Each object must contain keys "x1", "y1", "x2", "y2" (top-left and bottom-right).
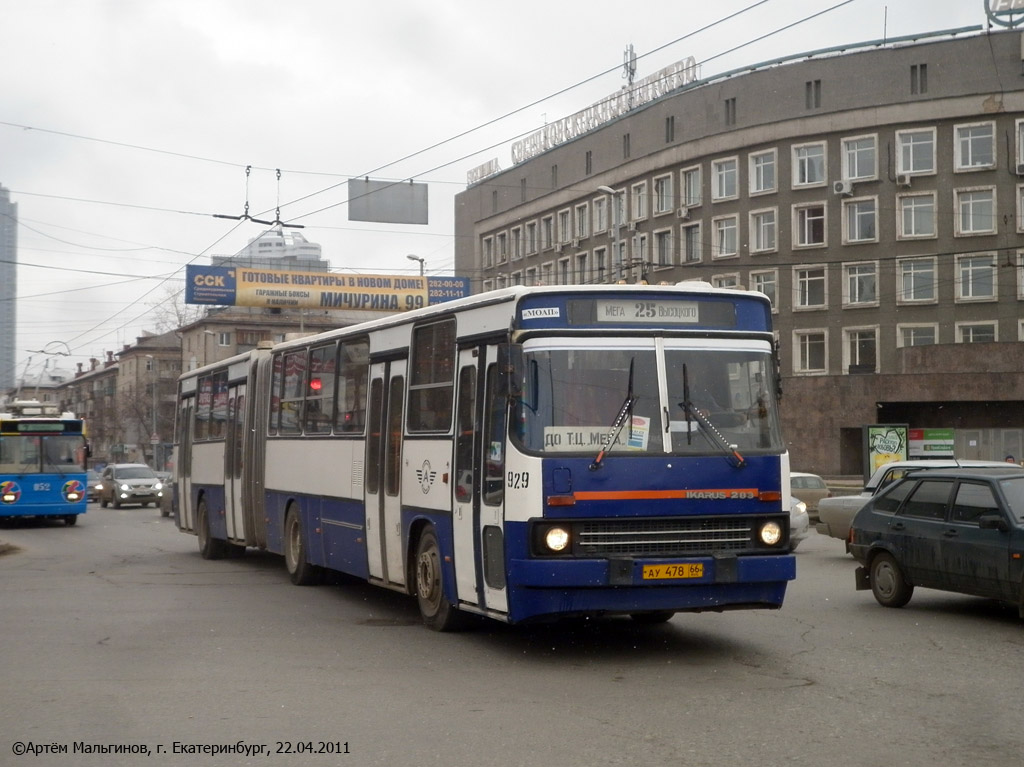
[
  {"x1": 759, "y1": 521, "x2": 783, "y2": 546},
  {"x1": 543, "y1": 526, "x2": 571, "y2": 552}
]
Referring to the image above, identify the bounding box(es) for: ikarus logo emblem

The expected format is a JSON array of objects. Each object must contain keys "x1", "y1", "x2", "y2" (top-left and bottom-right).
[{"x1": 415, "y1": 461, "x2": 437, "y2": 494}]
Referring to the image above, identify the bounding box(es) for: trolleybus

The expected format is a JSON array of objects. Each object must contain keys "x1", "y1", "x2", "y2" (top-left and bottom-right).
[
  {"x1": 173, "y1": 284, "x2": 796, "y2": 629},
  {"x1": 0, "y1": 400, "x2": 89, "y2": 525}
]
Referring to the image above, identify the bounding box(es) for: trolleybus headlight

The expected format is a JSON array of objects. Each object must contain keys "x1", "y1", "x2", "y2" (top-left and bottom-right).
[
  {"x1": 759, "y1": 521, "x2": 783, "y2": 546},
  {"x1": 544, "y1": 526, "x2": 571, "y2": 552}
]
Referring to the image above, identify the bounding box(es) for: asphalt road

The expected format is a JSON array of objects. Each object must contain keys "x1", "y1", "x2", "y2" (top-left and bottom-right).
[{"x1": 1, "y1": 505, "x2": 1022, "y2": 767}]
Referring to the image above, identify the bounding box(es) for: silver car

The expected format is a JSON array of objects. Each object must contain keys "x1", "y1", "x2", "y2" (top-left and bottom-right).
[{"x1": 98, "y1": 463, "x2": 165, "y2": 509}]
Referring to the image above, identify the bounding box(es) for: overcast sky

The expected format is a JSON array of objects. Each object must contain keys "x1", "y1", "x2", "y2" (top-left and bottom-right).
[{"x1": 1, "y1": 0, "x2": 993, "y2": 381}]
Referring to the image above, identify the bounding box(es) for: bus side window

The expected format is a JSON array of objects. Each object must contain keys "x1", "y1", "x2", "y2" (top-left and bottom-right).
[{"x1": 483, "y1": 363, "x2": 505, "y2": 506}]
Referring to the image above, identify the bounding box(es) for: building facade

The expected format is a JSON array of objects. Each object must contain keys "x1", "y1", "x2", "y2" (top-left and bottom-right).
[
  {"x1": 455, "y1": 27, "x2": 1024, "y2": 476},
  {"x1": 0, "y1": 185, "x2": 17, "y2": 392}
]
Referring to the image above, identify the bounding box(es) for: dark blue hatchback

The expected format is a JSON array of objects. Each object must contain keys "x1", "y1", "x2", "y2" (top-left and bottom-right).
[{"x1": 849, "y1": 468, "x2": 1024, "y2": 616}]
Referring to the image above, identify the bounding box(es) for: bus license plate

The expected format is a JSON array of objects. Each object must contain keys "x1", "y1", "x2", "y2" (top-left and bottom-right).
[{"x1": 642, "y1": 563, "x2": 704, "y2": 580}]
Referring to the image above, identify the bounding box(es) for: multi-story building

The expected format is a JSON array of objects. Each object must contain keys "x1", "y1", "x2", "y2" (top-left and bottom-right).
[
  {"x1": 0, "y1": 185, "x2": 17, "y2": 392},
  {"x1": 455, "y1": 26, "x2": 1024, "y2": 476}
]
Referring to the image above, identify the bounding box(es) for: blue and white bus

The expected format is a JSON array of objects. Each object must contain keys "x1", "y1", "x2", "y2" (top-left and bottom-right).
[
  {"x1": 0, "y1": 400, "x2": 89, "y2": 526},
  {"x1": 174, "y1": 284, "x2": 795, "y2": 629}
]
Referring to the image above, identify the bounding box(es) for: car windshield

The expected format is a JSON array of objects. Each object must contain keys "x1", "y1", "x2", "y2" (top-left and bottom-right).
[
  {"x1": 115, "y1": 466, "x2": 156, "y2": 479},
  {"x1": 999, "y1": 477, "x2": 1024, "y2": 519}
]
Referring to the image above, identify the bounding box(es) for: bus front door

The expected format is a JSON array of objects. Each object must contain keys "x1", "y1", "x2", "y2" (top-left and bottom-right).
[
  {"x1": 223, "y1": 384, "x2": 245, "y2": 542},
  {"x1": 452, "y1": 346, "x2": 508, "y2": 616},
  {"x1": 178, "y1": 397, "x2": 195, "y2": 533},
  {"x1": 364, "y1": 360, "x2": 407, "y2": 587}
]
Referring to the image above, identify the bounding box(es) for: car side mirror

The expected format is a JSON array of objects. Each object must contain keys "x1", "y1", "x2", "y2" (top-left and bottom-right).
[{"x1": 978, "y1": 513, "x2": 1009, "y2": 533}]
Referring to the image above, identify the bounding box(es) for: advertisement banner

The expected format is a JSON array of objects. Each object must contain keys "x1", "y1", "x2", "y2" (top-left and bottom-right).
[
  {"x1": 185, "y1": 265, "x2": 469, "y2": 311},
  {"x1": 862, "y1": 424, "x2": 909, "y2": 481},
  {"x1": 908, "y1": 428, "x2": 955, "y2": 458}
]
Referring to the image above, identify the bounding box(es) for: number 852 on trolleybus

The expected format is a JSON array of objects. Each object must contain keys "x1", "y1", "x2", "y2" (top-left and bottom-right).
[{"x1": 173, "y1": 283, "x2": 796, "y2": 630}]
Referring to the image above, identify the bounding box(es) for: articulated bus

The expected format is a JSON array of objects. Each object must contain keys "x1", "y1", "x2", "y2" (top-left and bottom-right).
[
  {"x1": 174, "y1": 284, "x2": 796, "y2": 630},
  {"x1": 0, "y1": 400, "x2": 89, "y2": 525}
]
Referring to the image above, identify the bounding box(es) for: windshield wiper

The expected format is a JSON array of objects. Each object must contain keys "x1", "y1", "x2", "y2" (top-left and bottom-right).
[
  {"x1": 679, "y1": 363, "x2": 745, "y2": 468},
  {"x1": 590, "y1": 358, "x2": 636, "y2": 471}
]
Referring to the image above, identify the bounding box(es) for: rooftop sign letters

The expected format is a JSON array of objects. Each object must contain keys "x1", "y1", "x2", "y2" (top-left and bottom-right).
[
  {"x1": 986, "y1": 0, "x2": 1024, "y2": 27},
  {"x1": 509, "y1": 57, "x2": 699, "y2": 166}
]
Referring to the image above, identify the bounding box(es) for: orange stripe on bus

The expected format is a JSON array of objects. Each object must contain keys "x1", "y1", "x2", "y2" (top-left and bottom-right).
[{"x1": 573, "y1": 488, "x2": 760, "y2": 501}]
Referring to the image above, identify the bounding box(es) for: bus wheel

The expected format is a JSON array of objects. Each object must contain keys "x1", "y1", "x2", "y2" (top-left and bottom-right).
[
  {"x1": 63, "y1": 515, "x2": 78, "y2": 527},
  {"x1": 630, "y1": 611, "x2": 674, "y2": 625},
  {"x1": 284, "y1": 508, "x2": 320, "y2": 585},
  {"x1": 197, "y1": 500, "x2": 227, "y2": 560},
  {"x1": 414, "y1": 527, "x2": 469, "y2": 632}
]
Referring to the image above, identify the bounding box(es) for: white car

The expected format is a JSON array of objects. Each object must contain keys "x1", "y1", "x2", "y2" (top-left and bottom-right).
[
  {"x1": 790, "y1": 497, "x2": 809, "y2": 551},
  {"x1": 815, "y1": 459, "x2": 1009, "y2": 545}
]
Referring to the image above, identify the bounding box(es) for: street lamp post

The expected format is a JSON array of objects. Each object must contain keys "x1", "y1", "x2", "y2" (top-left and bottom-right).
[
  {"x1": 406, "y1": 254, "x2": 426, "y2": 276},
  {"x1": 144, "y1": 355, "x2": 158, "y2": 467}
]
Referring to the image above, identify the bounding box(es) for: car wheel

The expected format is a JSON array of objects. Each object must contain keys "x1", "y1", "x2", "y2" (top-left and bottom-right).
[
  {"x1": 870, "y1": 552, "x2": 914, "y2": 608},
  {"x1": 414, "y1": 526, "x2": 471, "y2": 632},
  {"x1": 284, "y1": 507, "x2": 320, "y2": 585},
  {"x1": 63, "y1": 515, "x2": 77, "y2": 526},
  {"x1": 112, "y1": 495, "x2": 121, "y2": 509},
  {"x1": 100, "y1": 495, "x2": 108, "y2": 508}
]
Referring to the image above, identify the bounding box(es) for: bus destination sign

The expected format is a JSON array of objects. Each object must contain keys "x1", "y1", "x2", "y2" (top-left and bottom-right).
[{"x1": 595, "y1": 299, "x2": 699, "y2": 324}]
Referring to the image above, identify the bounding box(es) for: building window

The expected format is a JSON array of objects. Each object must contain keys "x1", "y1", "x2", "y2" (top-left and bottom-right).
[
  {"x1": 496, "y1": 274, "x2": 507, "y2": 289},
  {"x1": 481, "y1": 279, "x2": 494, "y2": 292},
  {"x1": 954, "y1": 122, "x2": 995, "y2": 171},
  {"x1": 910, "y1": 63, "x2": 928, "y2": 95},
  {"x1": 576, "y1": 252, "x2": 589, "y2": 284},
  {"x1": 955, "y1": 188, "x2": 996, "y2": 235},
  {"x1": 631, "y1": 181, "x2": 647, "y2": 221},
  {"x1": 491, "y1": 190, "x2": 498, "y2": 214},
  {"x1": 750, "y1": 269, "x2": 778, "y2": 310},
  {"x1": 844, "y1": 327, "x2": 878, "y2": 373},
  {"x1": 712, "y1": 215, "x2": 738, "y2": 259},
  {"x1": 794, "y1": 204, "x2": 826, "y2": 247},
  {"x1": 525, "y1": 267, "x2": 538, "y2": 286},
  {"x1": 843, "y1": 262, "x2": 878, "y2": 306},
  {"x1": 793, "y1": 143, "x2": 826, "y2": 187},
  {"x1": 574, "y1": 203, "x2": 589, "y2": 240},
  {"x1": 511, "y1": 227, "x2": 523, "y2": 261},
  {"x1": 610, "y1": 189, "x2": 626, "y2": 228},
  {"x1": 551, "y1": 165, "x2": 558, "y2": 188},
  {"x1": 805, "y1": 79, "x2": 821, "y2": 109},
  {"x1": 712, "y1": 157, "x2": 738, "y2": 201},
  {"x1": 681, "y1": 223, "x2": 702, "y2": 263},
  {"x1": 794, "y1": 265, "x2": 827, "y2": 309},
  {"x1": 557, "y1": 257, "x2": 571, "y2": 285},
  {"x1": 541, "y1": 216, "x2": 554, "y2": 250},
  {"x1": 897, "y1": 193, "x2": 936, "y2": 239},
  {"x1": 749, "y1": 150, "x2": 776, "y2": 195},
  {"x1": 496, "y1": 232, "x2": 508, "y2": 263},
  {"x1": 520, "y1": 177, "x2": 527, "y2": 203},
  {"x1": 511, "y1": 270, "x2": 523, "y2": 286},
  {"x1": 794, "y1": 330, "x2": 827, "y2": 374},
  {"x1": 842, "y1": 135, "x2": 877, "y2": 180},
  {"x1": 957, "y1": 322, "x2": 997, "y2": 343},
  {"x1": 540, "y1": 262, "x2": 553, "y2": 285},
  {"x1": 654, "y1": 229, "x2": 673, "y2": 268},
  {"x1": 897, "y1": 324, "x2": 937, "y2": 347},
  {"x1": 593, "y1": 247, "x2": 607, "y2": 282},
  {"x1": 681, "y1": 166, "x2": 702, "y2": 207},
  {"x1": 896, "y1": 128, "x2": 936, "y2": 175},
  {"x1": 592, "y1": 197, "x2": 607, "y2": 234},
  {"x1": 665, "y1": 115, "x2": 675, "y2": 143},
  {"x1": 724, "y1": 97, "x2": 736, "y2": 126},
  {"x1": 843, "y1": 198, "x2": 877, "y2": 243},
  {"x1": 482, "y1": 236, "x2": 494, "y2": 268},
  {"x1": 525, "y1": 221, "x2": 538, "y2": 255},
  {"x1": 956, "y1": 253, "x2": 997, "y2": 301},
  {"x1": 712, "y1": 273, "x2": 740, "y2": 289},
  {"x1": 623, "y1": 133, "x2": 631, "y2": 159},
  {"x1": 897, "y1": 257, "x2": 937, "y2": 303},
  {"x1": 749, "y1": 208, "x2": 777, "y2": 253},
  {"x1": 557, "y1": 209, "x2": 571, "y2": 243},
  {"x1": 585, "y1": 150, "x2": 593, "y2": 176},
  {"x1": 653, "y1": 174, "x2": 674, "y2": 215}
]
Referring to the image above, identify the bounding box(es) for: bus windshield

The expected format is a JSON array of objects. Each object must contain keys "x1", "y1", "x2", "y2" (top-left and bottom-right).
[
  {"x1": 512, "y1": 340, "x2": 783, "y2": 456},
  {"x1": 0, "y1": 434, "x2": 86, "y2": 474}
]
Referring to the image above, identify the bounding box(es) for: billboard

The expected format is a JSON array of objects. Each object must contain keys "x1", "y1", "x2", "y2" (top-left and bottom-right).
[{"x1": 185, "y1": 265, "x2": 469, "y2": 311}]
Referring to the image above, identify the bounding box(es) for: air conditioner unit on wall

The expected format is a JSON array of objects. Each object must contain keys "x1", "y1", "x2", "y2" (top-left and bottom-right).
[
  {"x1": 1016, "y1": 163, "x2": 1024, "y2": 176},
  {"x1": 677, "y1": 206, "x2": 690, "y2": 219},
  {"x1": 896, "y1": 173, "x2": 912, "y2": 187},
  {"x1": 832, "y1": 179, "x2": 853, "y2": 196},
  {"x1": 627, "y1": 221, "x2": 637, "y2": 231},
  {"x1": 554, "y1": 242, "x2": 564, "y2": 252}
]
